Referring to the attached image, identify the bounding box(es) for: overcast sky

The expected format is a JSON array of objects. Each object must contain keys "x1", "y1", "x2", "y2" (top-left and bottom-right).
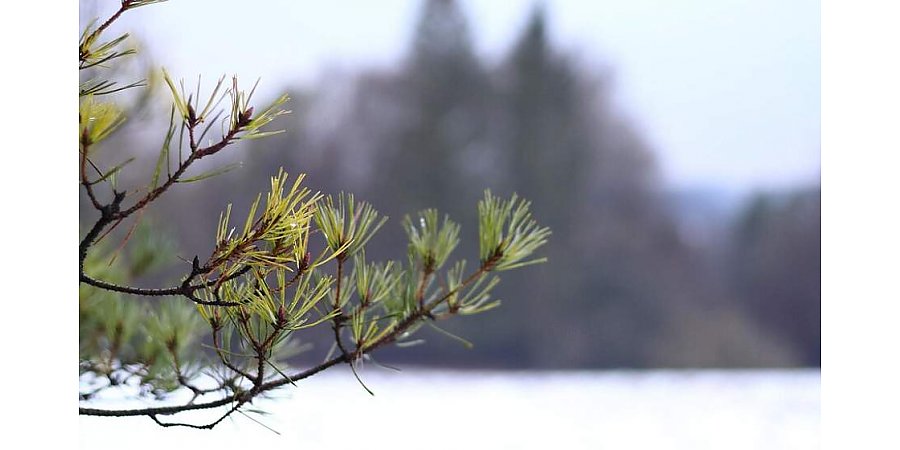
[{"x1": 93, "y1": 0, "x2": 820, "y2": 194}]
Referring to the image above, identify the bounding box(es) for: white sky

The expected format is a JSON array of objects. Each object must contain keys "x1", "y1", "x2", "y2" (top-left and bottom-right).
[{"x1": 93, "y1": 0, "x2": 820, "y2": 194}]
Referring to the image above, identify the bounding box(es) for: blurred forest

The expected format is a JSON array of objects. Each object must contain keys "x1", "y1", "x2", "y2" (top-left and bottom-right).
[{"x1": 83, "y1": 0, "x2": 820, "y2": 369}]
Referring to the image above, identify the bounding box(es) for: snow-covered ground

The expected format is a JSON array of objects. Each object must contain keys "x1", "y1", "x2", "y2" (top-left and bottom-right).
[{"x1": 79, "y1": 369, "x2": 819, "y2": 449}]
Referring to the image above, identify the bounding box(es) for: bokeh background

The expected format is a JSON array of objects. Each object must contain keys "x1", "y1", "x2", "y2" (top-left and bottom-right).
[{"x1": 80, "y1": 0, "x2": 820, "y2": 370}]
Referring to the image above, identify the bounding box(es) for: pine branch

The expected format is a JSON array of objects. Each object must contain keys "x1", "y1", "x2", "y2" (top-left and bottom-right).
[
  {"x1": 79, "y1": 257, "x2": 496, "y2": 425},
  {"x1": 77, "y1": 1, "x2": 549, "y2": 431}
]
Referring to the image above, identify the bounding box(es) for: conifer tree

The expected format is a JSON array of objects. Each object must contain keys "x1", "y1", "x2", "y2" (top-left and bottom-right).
[
  {"x1": 505, "y1": 6, "x2": 586, "y2": 218},
  {"x1": 79, "y1": 1, "x2": 548, "y2": 429},
  {"x1": 729, "y1": 187, "x2": 821, "y2": 365},
  {"x1": 495, "y1": 6, "x2": 688, "y2": 366},
  {"x1": 374, "y1": 0, "x2": 492, "y2": 213}
]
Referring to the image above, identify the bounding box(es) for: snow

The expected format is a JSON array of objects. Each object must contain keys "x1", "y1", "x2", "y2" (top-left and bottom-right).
[{"x1": 79, "y1": 369, "x2": 819, "y2": 449}]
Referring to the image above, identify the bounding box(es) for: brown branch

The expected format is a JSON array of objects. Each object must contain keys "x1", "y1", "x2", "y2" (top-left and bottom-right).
[
  {"x1": 331, "y1": 256, "x2": 351, "y2": 357},
  {"x1": 79, "y1": 191, "x2": 125, "y2": 276},
  {"x1": 270, "y1": 253, "x2": 310, "y2": 294},
  {"x1": 80, "y1": 1, "x2": 130, "y2": 66},
  {"x1": 80, "y1": 141, "x2": 104, "y2": 211},
  {"x1": 80, "y1": 261, "x2": 251, "y2": 306},
  {"x1": 112, "y1": 128, "x2": 237, "y2": 222},
  {"x1": 414, "y1": 266, "x2": 434, "y2": 309},
  {"x1": 211, "y1": 325, "x2": 254, "y2": 380},
  {"x1": 106, "y1": 208, "x2": 147, "y2": 268},
  {"x1": 170, "y1": 347, "x2": 204, "y2": 398},
  {"x1": 149, "y1": 401, "x2": 245, "y2": 430}
]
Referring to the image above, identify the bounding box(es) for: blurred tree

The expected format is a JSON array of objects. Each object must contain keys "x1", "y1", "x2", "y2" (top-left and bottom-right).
[
  {"x1": 501, "y1": 5, "x2": 591, "y2": 223},
  {"x1": 123, "y1": 0, "x2": 820, "y2": 370},
  {"x1": 488, "y1": 6, "x2": 671, "y2": 367},
  {"x1": 370, "y1": 0, "x2": 492, "y2": 213},
  {"x1": 249, "y1": 2, "x2": 803, "y2": 369},
  {"x1": 729, "y1": 186, "x2": 821, "y2": 365}
]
